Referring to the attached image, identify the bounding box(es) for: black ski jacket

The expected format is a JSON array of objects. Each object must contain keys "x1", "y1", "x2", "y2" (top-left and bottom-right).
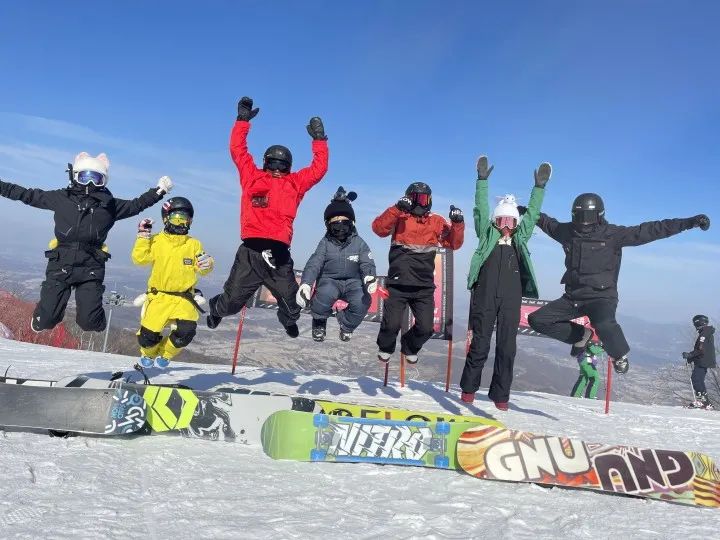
[
  {"x1": 686, "y1": 326, "x2": 716, "y2": 368},
  {"x1": 0, "y1": 179, "x2": 162, "y2": 270},
  {"x1": 536, "y1": 214, "x2": 696, "y2": 300}
]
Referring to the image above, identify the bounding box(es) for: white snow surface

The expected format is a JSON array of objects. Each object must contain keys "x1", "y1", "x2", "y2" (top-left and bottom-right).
[{"x1": 0, "y1": 337, "x2": 719, "y2": 540}]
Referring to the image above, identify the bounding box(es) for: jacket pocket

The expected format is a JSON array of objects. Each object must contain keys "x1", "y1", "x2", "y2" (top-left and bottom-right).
[{"x1": 579, "y1": 241, "x2": 614, "y2": 273}]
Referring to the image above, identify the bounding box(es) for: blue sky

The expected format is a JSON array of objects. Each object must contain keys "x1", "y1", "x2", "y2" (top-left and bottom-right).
[{"x1": 0, "y1": 1, "x2": 718, "y2": 323}]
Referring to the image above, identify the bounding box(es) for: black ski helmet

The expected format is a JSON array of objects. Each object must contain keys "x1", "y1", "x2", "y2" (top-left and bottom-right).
[
  {"x1": 572, "y1": 193, "x2": 605, "y2": 226},
  {"x1": 693, "y1": 314, "x2": 709, "y2": 329},
  {"x1": 263, "y1": 145, "x2": 292, "y2": 174},
  {"x1": 405, "y1": 182, "x2": 432, "y2": 216},
  {"x1": 161, "y1": 196, "x2": 194, "y2": 235}
]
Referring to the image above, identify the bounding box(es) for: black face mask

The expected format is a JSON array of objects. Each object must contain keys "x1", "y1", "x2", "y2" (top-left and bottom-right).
[{"x1": 328, "y1": 220, "x2": 352, "y2": 241}]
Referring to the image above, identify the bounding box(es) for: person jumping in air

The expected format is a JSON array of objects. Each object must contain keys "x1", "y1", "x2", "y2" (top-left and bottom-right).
[
  {"x1": 460, "y1": 156, "x2": 551, "y2": 411},
  {"x1": 296, "y1": 187, "x2": 377, "y2": 342},
  {"x1": 527, "y1": 193, "x2": 711, "y2": 375},
  {"x1": 373, "y1": 182, "x2": 464, "y2": 364},
  {"x1": 132, "y1": 197, "x2": 214, "y2": 368},
  {"x1": 0, "y1": 152, "x2": 171, "y2": 333},
  {"x1": 571, "y1": 342, "x2": 605, "y2": 399},
  {"x1": 683, "y1": 314, "x2": 716, "y2": 410},
  {"x1": 206, "y1": 96, "x2": 329, "y2": 337}
]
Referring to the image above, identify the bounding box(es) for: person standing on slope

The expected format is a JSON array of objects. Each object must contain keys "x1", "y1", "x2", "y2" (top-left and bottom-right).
[
  {"x1": 459, "y1": 156, "x2": 551, "y2": 411},
  {"x1": 373, "y1": 182, "x2": 464, "y2": 364},
  {"x1": 296, "y1": 187, "x2": 377, "y2": 342},
  {"x1": 683, "y1": 314, "x2": 716, "y2": 410},
  {"x1": 0, "y1": 152, "x2": 172, "y2": 332},
  {"x1": 571, "y1": 342, "x2": 604, "y2": 399},
  {"x1": 527, "y1": 193, "x2": 711, "y2": 374},
  {"x1": 132, "y1": 197, "x2": 214, "y2": 368},
  {"x1": 206, "y1": 97, "x2": 329, "y2": 337}
]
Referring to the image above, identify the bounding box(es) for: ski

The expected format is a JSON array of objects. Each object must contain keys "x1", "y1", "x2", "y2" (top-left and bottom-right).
[{"x1": 0, "y1": 383, "x2": 146, "y2": 435}]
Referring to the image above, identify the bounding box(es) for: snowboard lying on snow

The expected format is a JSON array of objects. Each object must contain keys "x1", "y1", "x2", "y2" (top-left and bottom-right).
[
  {"x1": 261, "y1": 410, "x2": 720, "y2": 508},
  {"x1": 0, "y1": 384, "x2": 147, "y2": 435},
  {"x1": 0, "y1": 374, "x2": 503, "y2": 443}
]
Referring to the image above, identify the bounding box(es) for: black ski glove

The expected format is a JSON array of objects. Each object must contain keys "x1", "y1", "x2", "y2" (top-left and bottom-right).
[
  {"x1": 476, "y1": 155, "x2": 494, "y2": 181},
  {"x1": 534, "y1": 162, "x2": 552, "y2": 188},
  {"x1": 449, "y1": 205, "x2": 464, "y2": 223},
  {"x1": 237, "y1": 97, "x2": 259, "y2": 122},
  {"x1": 517, "y1": 205, "x2": 528, "y2": 216},
  {"x1": 306, "y1": 117, "x2": 328, "y2": 140},
  {"x1": 692, "y1": 214, "x2": 710, "y2": 231},
  {"x1": 682, "y1": 352, "x2": 690, "y2": 360},
  {"x1": 396, "y1": 196, "x2": 413, "y2": 213}
]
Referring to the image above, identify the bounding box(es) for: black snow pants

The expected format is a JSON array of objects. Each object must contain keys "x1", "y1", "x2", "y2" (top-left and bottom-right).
[
  {"x1": 210, "y1": 241, "x2": 301, "y2": 329},
  {"x1": 376, "y1": 285, "x2": 435, "y2": 355},
  {"x1": 460, "y1": 286, "x2": 522, "y2": 403},
  {"x1": 33, "y1": 246, "x2": 108, "y2": 332},
  {"x1": 527, "y1": 295, "x2": 630, "y2": 360},
  {"x1": 691, "y1": 365, "x2": 708, "y2": 394}
]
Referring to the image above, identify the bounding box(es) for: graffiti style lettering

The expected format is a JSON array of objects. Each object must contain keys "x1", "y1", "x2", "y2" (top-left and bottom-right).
[
  {"x1": 328, "y1": 423, "x2": 433, "y2": 461},
  {"x1": 485, "y1": 436, "x2": 591, "y2": 481},
  {"x1": 595, "y1": 449, "x2": 694, "y2": 494}
]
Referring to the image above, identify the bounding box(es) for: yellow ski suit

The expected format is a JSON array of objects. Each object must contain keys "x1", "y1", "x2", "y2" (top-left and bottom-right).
[{"x1": 132, "y1": 232, "x2": 213, "y2": 360}]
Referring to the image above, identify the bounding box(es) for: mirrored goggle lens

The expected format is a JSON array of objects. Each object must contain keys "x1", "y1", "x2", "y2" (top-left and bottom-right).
[
  {"x1": 76, "y1": 170, "x2": 106, "y2": 186},
  {"x1": 266, "y1": 159, "x2": 290, "y2": 172},
  {"x1": 495, "y1": 216, "x2": 517, "y2": 230},
  {"x1": 411, "y1": 193, "x2": 431, "y2": 206},
  {"x1": 167, "y1": 211, "x2": 191, "y2": 226}
]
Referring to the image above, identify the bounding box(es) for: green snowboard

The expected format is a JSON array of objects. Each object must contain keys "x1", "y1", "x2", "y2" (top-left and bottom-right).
[{"x1": 261, "y1": 410, "x2": 489, "y2": 469}]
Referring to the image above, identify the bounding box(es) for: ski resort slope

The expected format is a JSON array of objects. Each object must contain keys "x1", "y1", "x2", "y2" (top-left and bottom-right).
[{"x1": 0, "y1": 338, "x2": 719, "y2": 539}]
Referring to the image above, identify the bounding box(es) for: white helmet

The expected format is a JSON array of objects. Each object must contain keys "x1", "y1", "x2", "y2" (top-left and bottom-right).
[
  {"x1": 72, "y1": 152, "x2": 110, "y2": 187},
  {"x1": 492, "y1": 194, "x2": 520, "y2": 221}
]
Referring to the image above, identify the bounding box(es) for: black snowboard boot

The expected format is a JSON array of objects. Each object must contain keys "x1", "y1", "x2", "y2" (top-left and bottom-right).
[
  {"x1": 612, "y1": 354, "x2": 629, "y2": 374},
  {"x1": 311, "y1": 318, "x2": 326, "y2": 342}
]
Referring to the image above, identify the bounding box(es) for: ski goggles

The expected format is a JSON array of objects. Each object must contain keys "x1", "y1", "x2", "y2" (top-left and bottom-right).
[
  {"x1": 409, "y1": 192, "x2": 431, "y2": 207},
  {"x1": 494, "y1": 216, "x2": 517, "y2": 230},
  {"x1": 166, "y1": 211, "x2": 192, "y2": 226},
  {"x1": 265, "y1": 159, "x2": 290, "y2": 173},
  {"x1": 75, "y1": 170, "x2": 107, "y2": 187},
  {"x1": 572, "y1": 210, "x2": 599, "y2": 225}
]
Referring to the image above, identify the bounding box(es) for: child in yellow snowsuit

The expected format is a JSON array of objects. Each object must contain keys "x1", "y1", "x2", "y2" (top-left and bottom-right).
[{"x1": 132, "y1": 197, "x2": 214, "y2": 368}]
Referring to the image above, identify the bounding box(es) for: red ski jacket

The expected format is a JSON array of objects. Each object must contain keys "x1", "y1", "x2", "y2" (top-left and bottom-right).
[
  {"x1": 230, "y1": 121, "x2": 329, "y2": 246},
  {"x1": 372, "y1": 206, "x2": 464, "y2": 287}
]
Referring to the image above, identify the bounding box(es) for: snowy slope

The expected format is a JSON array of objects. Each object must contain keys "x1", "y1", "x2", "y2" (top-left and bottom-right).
[{"x1": 0, "y1": 338, "x2": 719, "y2": 539}]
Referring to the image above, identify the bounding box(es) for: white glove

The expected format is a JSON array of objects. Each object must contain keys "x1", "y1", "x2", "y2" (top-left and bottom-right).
[
  {"x1": 156, "y1": 175, "x2": 173, "y2": 195},
  {"x1": 363, "y1": 275, "x2": 378, "y2": 294},
  {"x1": 196, "y1": 252, "x2": 214, "y2": 271},
  {"x1": 296, "y1": 283, "x2": 312, "y2": 308},
  {"x1": 137, "y1": 218, "x2": 153, "y2": 238},
  {"x1": 132, "y1": 293, "x2": 147, "y2": 307}
]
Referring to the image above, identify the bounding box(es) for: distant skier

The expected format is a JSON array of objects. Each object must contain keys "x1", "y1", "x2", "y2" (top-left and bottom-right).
[
  {"x1": 132, "y1": 197, "x2": 214, "y2": 368},
  {"x1": 296, "y1": 187, "x2": 376, "y2": 342},
  {"x1": 373, "y1": 182, "x2": 464, "y2": 364},
  {"x1": 460, "y1": 156, "x2": 550, "y2": 410},
  {"x1": 683, "y1": 314, "x2": 716, "y2": 410},
  {"x1": 571, "y1": 342, "x2": 605, "y2": 399},
  {"x1": 0, "y1": 152, "x2": 171, "y2": 332},
  {"x1": 206, "y1": 97, "x2": 329, "y2": 337},
  {"x1": 527, "y1": 193, "x2": 710, "y2": 374}
]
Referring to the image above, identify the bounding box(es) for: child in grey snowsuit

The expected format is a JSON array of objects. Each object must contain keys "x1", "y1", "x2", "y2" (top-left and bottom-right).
[{"x1": 296, "y1": 188, "x2": 377, "y2": 342}]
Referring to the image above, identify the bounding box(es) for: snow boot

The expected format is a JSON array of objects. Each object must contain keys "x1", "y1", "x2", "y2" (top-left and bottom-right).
[
  {"x1": 285, "y1": 323, "x2": 300, "y2": 338},
  {"x1": 155, "y1": 357, "x2": 170, "y2": 369},
  {"x1": 494, "y1": 401, "x2": 509, "y2": 411},
  {"x1": 612, "y1": 354, "x2": 629, "y2": 374},
  {"x1": 339, "y1": 328, "x2": 352, "y2": 342},
  {"x1": 405, "y1": 354, "x2": 418, "y2": 364},
  {"x1": 377, "y1": 350, "x2": 391, "y2": 363},
  {"x1": 311, "y1": 319, "x2": 326, "y2": 342},
  {"x1": 461, "y1": 392, "x2": 475, "y2": 404},
  {"x1": 206, "y1": 297, "x2": 223, "y2": 329},
  {"x1": 140, "y1": 356, "x2": 154, "y2": 368},
  {"x1": 30, "y1": 316, "x2": 42, "y2": 333}
]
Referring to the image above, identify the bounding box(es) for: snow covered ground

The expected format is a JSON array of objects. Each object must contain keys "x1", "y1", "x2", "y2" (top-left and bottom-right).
[{"x1": 1, "y1": 337, "x2": 719, "y2": 539}]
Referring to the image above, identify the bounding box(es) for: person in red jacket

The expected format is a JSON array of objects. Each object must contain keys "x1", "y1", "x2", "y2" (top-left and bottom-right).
[
  {"x1": 373, "y1": 182, "x2": 464, "y2": 363},
  {"x1": 206, "y1": 97, "x2": 329, "y2": 337}
]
